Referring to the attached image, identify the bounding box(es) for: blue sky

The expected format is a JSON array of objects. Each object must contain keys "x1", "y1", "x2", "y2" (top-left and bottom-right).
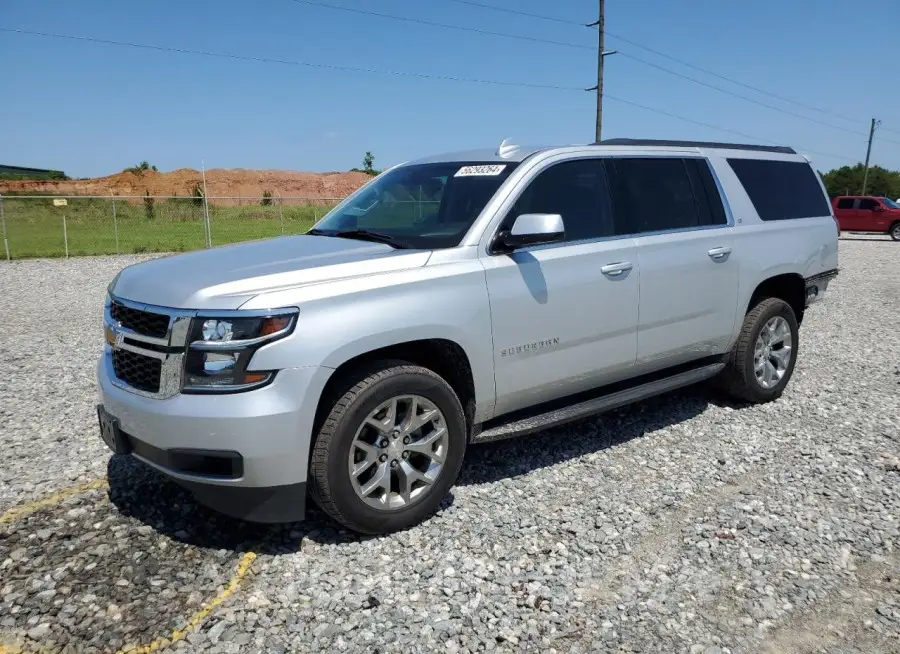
[{"x1": 2, "y1": 0, "x2": 899, "y2": 177}]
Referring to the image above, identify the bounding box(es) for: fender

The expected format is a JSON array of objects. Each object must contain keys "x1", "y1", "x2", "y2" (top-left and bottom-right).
[{"x1": 243, "y1": 259, "x2": 497, "y2": 422}]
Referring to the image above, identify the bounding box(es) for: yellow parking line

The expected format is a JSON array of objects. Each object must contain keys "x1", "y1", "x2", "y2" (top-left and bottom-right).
[
  {"x1": 0, "y1": 479, "x2": 109, "y2": 525},
  {"x1": 2, "y1": 480, "x2": 259, "y2": 654},
  {"x1": 117, "y1": 551, "x2": 258, "y2": 654}
]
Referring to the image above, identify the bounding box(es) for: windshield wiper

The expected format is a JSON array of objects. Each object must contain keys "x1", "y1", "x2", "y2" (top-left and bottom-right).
[{"x1": 308, "y1": 228, "x2": 407, "y2": 248}]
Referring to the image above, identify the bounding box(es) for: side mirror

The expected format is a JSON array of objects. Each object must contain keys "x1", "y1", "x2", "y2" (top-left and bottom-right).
[
  {"x1": 872, "y1": 204, "x2": 884, "y2": 212},
  {"x1": 494, "y1": 214, "x2": 565, "y2": 251}
]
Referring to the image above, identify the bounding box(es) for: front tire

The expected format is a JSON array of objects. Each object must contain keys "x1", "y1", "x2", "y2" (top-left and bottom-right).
[
  {"x1": 890, "y1": 221, "x2": 900, "y2": 242},
  {"x1": 309, "y1": 362, "x2": 467, "y2": 534},
  {"x1": 719, "y1": 297, "x2": 799, "y2": 403}
]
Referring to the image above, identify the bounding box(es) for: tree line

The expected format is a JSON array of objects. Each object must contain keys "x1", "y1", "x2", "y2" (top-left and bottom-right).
[{"x1": 820, "y1": 164, "x2": 900, "y2": 199}]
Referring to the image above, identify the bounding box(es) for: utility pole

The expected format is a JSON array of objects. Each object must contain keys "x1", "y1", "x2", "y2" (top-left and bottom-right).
[
  {"x1": 861, "y1": 118, "x2": 881, "y2": 195},
  {"x1": 586, "y1": 0, "x2": 616, "y2": 142}
]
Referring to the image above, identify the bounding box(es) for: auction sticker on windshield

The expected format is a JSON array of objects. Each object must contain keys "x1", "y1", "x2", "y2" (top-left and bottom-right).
[{"x1": 455, "y1": 164, "x2": 507, "y2": 177}]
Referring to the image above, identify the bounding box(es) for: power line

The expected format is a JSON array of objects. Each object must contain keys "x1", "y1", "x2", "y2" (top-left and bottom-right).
[
  {"x1": 602, "y1": 31, "x2": 865, "y2": 126},
  {"x1": 617, "y1": 50, "x2": 900, "y2": 146},
  {"x1": 287, "y1": 0, "x2": 591, "y2": 51},
  {"x1": 290, "y1": 0, "x2": 900, "y2": 145},
  {"x1": 0, "y1": 27, "x2": 581, "y2": 91},
  {"x1": 1, "y1": 26, "x2": 859, "y2": 164},
  {"x1": 443, "y1": 0, "x2": 893, "y2": 134},
  {"x1": 604, "y1": 94, "x2": 855, "y2": 162},
  {"x1": 443, "y1": 0, "x2": 583, "y2": 26},
  {"x1": 613, "y1": 51, "x2": 872, "y2": 138}
]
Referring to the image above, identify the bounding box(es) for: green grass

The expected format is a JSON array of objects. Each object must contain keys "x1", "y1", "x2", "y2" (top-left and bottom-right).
[{"x1": 0, "y1": 197, "x2": 339, "y2": 259}]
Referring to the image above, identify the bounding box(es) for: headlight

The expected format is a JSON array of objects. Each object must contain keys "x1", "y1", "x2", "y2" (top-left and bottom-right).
[{"x1": 182, "y1": 310, "x2": 297, "y2": 393}]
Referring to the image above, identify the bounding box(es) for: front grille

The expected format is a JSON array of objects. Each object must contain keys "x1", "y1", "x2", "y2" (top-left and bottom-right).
[
  {"x1": 110, "y1": 301, "x2": 169, "y2": 338},
  {"x1": 113, "y1": 349, "x2": 162, "y2": 393}
]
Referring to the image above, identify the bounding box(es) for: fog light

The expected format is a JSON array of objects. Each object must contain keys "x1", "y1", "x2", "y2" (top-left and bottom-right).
[
  {"x1": 202, "y1": 352, "x2": 238, "y2": 374},
  {"x1": 184, "y1": 349, "x2": 273, "y2": 390}
]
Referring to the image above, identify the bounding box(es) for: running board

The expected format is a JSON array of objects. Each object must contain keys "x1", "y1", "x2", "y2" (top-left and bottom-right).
[{"x1": 472, "y1": 362, "x2": 724, "y2": 443}]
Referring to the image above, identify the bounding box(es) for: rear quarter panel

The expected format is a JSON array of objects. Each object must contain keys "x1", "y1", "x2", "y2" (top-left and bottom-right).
[{"x1": 708, "y1": 155, "x2": 839, "y2": 341}]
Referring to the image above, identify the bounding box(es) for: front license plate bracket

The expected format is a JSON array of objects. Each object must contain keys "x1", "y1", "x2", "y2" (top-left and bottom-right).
[{"x1": 97, "y1": 404, "x2": 131, "y2": 455}]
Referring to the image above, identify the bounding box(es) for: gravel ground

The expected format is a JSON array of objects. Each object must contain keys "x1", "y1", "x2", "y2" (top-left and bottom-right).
[{"x1": 1, "y1": 238, "x2": 898, "y2": 653}]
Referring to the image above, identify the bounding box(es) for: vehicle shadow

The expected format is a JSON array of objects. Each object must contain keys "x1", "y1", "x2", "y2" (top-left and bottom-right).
[
  {"x1": 105, "y1": 386, "x2": 738, "y2": 551},
  {"x1": 458, "y1": 385, "x2": 723, "y2": 486},
  {"x1": 105, "y1": 455, "x2": 407, "y2": 554}
]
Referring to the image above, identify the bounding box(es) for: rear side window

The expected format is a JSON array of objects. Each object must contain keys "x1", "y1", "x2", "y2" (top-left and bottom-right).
[
  {"x1": 836, "y1": 198, "x2": 855, "y2": 209},
  {"x1": 684, "y1": 158, "x2": 728, "y2": 226},
  {"x1": 727, "y1": 158, "x2": 830, "y2": 221},
  {"x1": 610, "y1": 157, "x2": 700, "y2": 233}
]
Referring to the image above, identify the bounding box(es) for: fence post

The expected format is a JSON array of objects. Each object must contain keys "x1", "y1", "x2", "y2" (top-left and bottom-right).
[
  {"x1": 278, "y1": 195, "x2": 285, "y2": 235},
  {"x1": 0, "y1": 194, "x2": 9, "y2": 261},
  {"x1": 204, "y1": 195, "x2": 212, "y2": 247},
  {"x1": 111, "y1": 196, "x2": 120, "y2": 255},
  {"x1": 201, "y1": 162, "x2": 212, "y2": 247},
  {"x1": 63, "y1": 213, "x2": 69, "y2": 258}
]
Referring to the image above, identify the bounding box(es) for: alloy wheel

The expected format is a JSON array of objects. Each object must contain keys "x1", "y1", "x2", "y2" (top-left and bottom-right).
[
  {"x1": 347, "y1": 395, "x2": 448, "y2": 510},
  {"x1": 753, "y1": 315, "x2": 793, "y2": 389}
]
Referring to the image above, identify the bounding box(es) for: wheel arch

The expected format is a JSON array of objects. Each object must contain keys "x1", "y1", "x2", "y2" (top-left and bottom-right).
[
  {"x1": 746, "y1": 272, "x2": 806, "y2": 325},
  {"x1": 314, "y1": 338, "x2": 478, "y2": 439}
]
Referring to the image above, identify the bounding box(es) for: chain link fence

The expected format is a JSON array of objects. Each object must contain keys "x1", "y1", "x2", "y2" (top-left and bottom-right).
[{"x1": 0, "y1": 194, "x2": 345, "y2": 260}]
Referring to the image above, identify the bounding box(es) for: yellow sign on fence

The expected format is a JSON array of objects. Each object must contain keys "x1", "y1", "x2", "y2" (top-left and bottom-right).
[{"x1": 53, "y1": 198, "x2": 68, "y2": 207}]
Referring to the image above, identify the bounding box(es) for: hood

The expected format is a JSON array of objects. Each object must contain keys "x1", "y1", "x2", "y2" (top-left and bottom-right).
[{"x1": 111, "y1": 235, "x2": 432, "y2": 310}]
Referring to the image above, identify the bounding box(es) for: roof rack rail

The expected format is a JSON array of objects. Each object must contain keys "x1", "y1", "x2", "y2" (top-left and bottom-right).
[{"x1": 596, "y1": 138, "x2": 796, "y2": 155}]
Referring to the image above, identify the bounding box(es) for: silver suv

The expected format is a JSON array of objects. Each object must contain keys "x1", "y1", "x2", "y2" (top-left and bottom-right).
[{"x1": 97, "y1": 138, "x2": 839, "y2": 534}]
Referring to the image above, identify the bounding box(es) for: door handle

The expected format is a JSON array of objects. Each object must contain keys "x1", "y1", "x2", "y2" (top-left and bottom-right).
[
  {"x1": 708, "y1": 246, "x2": 732, "y2": 260},
  {"x1": 601, "y1": 261, "x2": 633, "y2": 276}
]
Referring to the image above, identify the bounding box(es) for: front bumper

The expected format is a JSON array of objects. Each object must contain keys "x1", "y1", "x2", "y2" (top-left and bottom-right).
[{"x1": 97, "y1": 353, "x2": 333, "y2": 522}]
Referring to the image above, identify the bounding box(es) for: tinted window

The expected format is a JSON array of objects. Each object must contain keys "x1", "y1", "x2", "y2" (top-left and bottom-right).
[
  {"x1": 836, "y1": 198, "x2": 855, "y2": 209},
  {"x1": 507, "y1": 159, "x2": 614, "y2": 241},
  {"x1": 858, "y1": 198, "x2": 879, "y2": 210},
  {"x1": 727, "y1": 158, "x2": 830, "y2": 221},
  {"x1": 684, "y1": 158, "x2": 728, "y2": 226},
  {"x1": 316, "y1": 161, "x2": 518, "y2": 249},
  {"x1": 612, "y1": 157, "x2": 700, "y2": 233}
]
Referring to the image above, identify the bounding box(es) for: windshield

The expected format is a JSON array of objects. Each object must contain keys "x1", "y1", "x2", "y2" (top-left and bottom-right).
[
  {"x1": 880, "y1": 197, "x2": 900, "y2": 209},
  {"x1": 312, "y1": 161, "x2": 519, "y2": 249}
]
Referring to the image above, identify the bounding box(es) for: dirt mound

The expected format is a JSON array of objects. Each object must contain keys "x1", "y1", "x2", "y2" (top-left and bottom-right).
[{"x1": 0, "y1": 168, "x2": 372, "y2": 199}]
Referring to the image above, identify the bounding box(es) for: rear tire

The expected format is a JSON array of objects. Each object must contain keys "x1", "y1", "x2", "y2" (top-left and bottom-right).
[
  {"x1": 890, "y1": 221, "x2": 900, "y2": 241},
  {"x1": 309, "y1": 361, "x2": 466, "y2": 534},
  {"x1": 719, "y1": 297, "x2": 799, "y2": 403}
]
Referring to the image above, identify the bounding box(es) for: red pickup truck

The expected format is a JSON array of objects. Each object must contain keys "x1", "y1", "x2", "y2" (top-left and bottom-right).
[{"x1": 832, "y1": 195, "x2": 900, "y2": 241}]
